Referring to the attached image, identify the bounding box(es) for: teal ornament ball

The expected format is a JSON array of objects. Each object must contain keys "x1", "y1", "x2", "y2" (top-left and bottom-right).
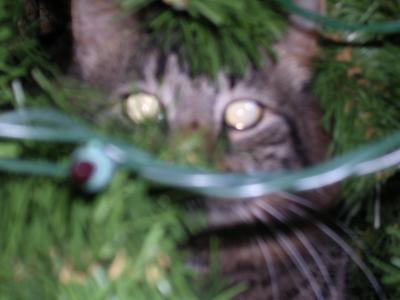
[{"x1": 71, "y1": 140, "x2": 117, "y2": 193}]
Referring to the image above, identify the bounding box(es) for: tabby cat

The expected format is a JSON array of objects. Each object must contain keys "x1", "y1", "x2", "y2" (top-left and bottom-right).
[{"x1": 34, "y1": 0, "x2": 363, "y2": 298}]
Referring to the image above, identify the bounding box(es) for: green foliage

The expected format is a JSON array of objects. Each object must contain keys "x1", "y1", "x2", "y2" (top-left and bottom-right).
[
  {"x1": 344, "y1": 175, "x2": 400, "y2": 299},
  {"x1": 373, "y1": 226, "x2": 400, "y2": 295},
  {"x1": 0, "y1": 1, "x2": 46, "y2": 107},
  {"x1": 314, "y1": 44, "x2": 400, "y2": 203},
  {"x1": 117, "y1": 0, "x2": 286, "y2": 76},
  {"x1": 0, "y1": 173, "x2": 240, "y2": 300},
  {"x1": 313, "y1": 2, "x2": 400, "y2": 298},
  {"x1": 1, "y1": 0, "x2": 400, "y2": 299},
  {"x1": 314, "y1": 1, "x2": 400, "y2": 204}
]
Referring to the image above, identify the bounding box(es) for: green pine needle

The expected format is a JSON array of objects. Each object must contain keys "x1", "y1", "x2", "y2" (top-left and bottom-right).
[{"x1": 118, "y1": 0, "x2": 286, "y2": 76}]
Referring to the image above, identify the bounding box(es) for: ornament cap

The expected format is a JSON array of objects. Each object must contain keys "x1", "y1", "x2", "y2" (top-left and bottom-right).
[{"x1": 71, "y1": 161, "x2": 95, "y2": 184}]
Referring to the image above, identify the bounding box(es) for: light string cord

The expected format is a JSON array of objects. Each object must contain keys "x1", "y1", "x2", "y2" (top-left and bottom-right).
[
  {"x1": 0, "y1": 108, "x2": 399, "y2": 199},
  {"x1": 275, "y1": 0, "x2": 400, "y2": 33}
]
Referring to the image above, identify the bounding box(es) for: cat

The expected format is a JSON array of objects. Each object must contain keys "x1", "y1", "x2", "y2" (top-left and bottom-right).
[{"x1": 34, "y1": 0, "x2": 358, "y2": 298}]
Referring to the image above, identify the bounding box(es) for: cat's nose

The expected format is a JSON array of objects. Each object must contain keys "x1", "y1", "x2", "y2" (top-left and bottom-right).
[
  {"x1": 188, "y1": 120, "x2": 200, "y2": 130},
  {"x1": 181, "y1": 121, "x2": 216, "y2": 143}
]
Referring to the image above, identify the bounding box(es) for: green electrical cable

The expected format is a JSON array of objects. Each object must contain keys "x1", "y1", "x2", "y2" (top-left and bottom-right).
[
  {"x1": 0, "y1": 109, "x2": 399, "y2": 199},
  {"x1": 0, "y1": 158, "x2": 68, "y2": 177},
  {"x1": 276, "y1": 0, "x2": 400, "y2": 33},
  {"x1": 0, "y1": 109, "x2": 92, "y2": 143},
  {"x1": 121, "y1": 131, "x2": 400, "y2": 198}
]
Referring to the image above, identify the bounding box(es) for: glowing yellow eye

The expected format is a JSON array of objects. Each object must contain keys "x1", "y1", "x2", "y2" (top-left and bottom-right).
[
  {"x1": 224, "y1": 100, "x2": 263, "y2": 130},
  {"x1": 125, "y1": 93, "x2": 161, "y2": 123}
]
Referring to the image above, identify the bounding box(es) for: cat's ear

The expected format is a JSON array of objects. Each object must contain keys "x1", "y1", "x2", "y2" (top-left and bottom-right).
[
  {"x1": 70, "y1": 0, "x2": 139, "y2": 89},
  {"x1": 272, "y1": 0, "x2": 324, "y2": 91}
]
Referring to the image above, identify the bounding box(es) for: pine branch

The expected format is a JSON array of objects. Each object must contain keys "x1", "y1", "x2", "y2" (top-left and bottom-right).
[
  {"x1": 0, "y1": 1, "x2": 47, "y2": 107},
  {"x1": 117, "y1": 0, "x2": 286, "y2": 76}
]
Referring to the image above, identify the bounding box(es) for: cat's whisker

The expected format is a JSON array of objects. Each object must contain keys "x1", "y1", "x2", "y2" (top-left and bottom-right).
[
  {"x1": 245, "y1": 208, "x2": 299, "y2": 300},
  {"x1": 256, "y1": 199, "x2": 337, "y2": 299},
  {"x1": 278, "y1": 190, "x2": 338, "y2": 217},
  {"x1": 236, "y1": 204, "x2": 257, "y2": 224},
  {"x1": 274, "y1": 237, "x2": 315, "y2": 300},
  {"x1": 280, "y1": 192, "x2": 362, "y2": 247},
  {"x1": 315, "y1": 221, "x2": 385, "y2": 300},
  {"x1": 247, "y1": 203, "x2": 271, "y2": 224},
  {"x1": 277, "y1": 191, "x2": 318, "y2": 211},
  {"x1": 254, "y1": 201, "x2": 324, "y2": 300},
  {"x1": 293, "y1": 229, "x2": 337, "y2": 298},
  {"x1": 256, "y1": 237, "x2": 280, "y2": 300},
  {"x1": 288, "y1": 204, "x2": 386, "y2": 300},
  {"x1": 230, "y1": 207, "x2": 280, "y2": 300},
  {"x1": 279, "y1": 191, "x2": 351, "y2": 235},
  {"x1": 282, "y1": 192, "x2": 371, "y2": 254},
  {"x1": 267, "y1": 193, "x2": 337, "y2": 297},
  {"x1": 276, "y1": 233, "x2": 325, "y2": 300}
]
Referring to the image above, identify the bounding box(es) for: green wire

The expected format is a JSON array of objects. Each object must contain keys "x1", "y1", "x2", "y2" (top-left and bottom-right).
[
  {"x1": 276, "y1": 0, "x2": 400, "y2": 33},
  {"x1": 0, "y1": 158, "x2": 68, "y2": 178},
  {"x1": 122, "y1": 131, "x2": 400, "y2": 198},
  {"x1": 0, "y1": 109, "x2": 86, "y2": 128},
  {"x1": 0, "y1": 123, "x2": 91, "y2": 143},
  {"x1": 0, "y1": 109, "x2": 93, "y2": 143},
  {"x1": 0, "y1": 109, "x2": 399, "y2": 199}
]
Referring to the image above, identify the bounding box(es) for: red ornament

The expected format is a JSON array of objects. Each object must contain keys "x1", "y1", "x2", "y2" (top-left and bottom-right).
[{"x1": 71, "y1": 161, "x2": 95, "y2": 184}]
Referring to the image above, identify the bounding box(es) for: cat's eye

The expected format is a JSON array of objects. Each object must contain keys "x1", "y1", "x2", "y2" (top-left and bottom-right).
[
  {"x1": 224, "y1": 99, "x2": 263, "y2": 130},
  {"x1": 124, "y1": 92, "x2": 162, "y2": 123}
]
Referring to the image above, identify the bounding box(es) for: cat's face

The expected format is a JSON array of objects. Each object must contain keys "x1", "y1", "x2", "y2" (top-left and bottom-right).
[{"x1": 71, "y1": 0, "x2": 335, "y2": 218}]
